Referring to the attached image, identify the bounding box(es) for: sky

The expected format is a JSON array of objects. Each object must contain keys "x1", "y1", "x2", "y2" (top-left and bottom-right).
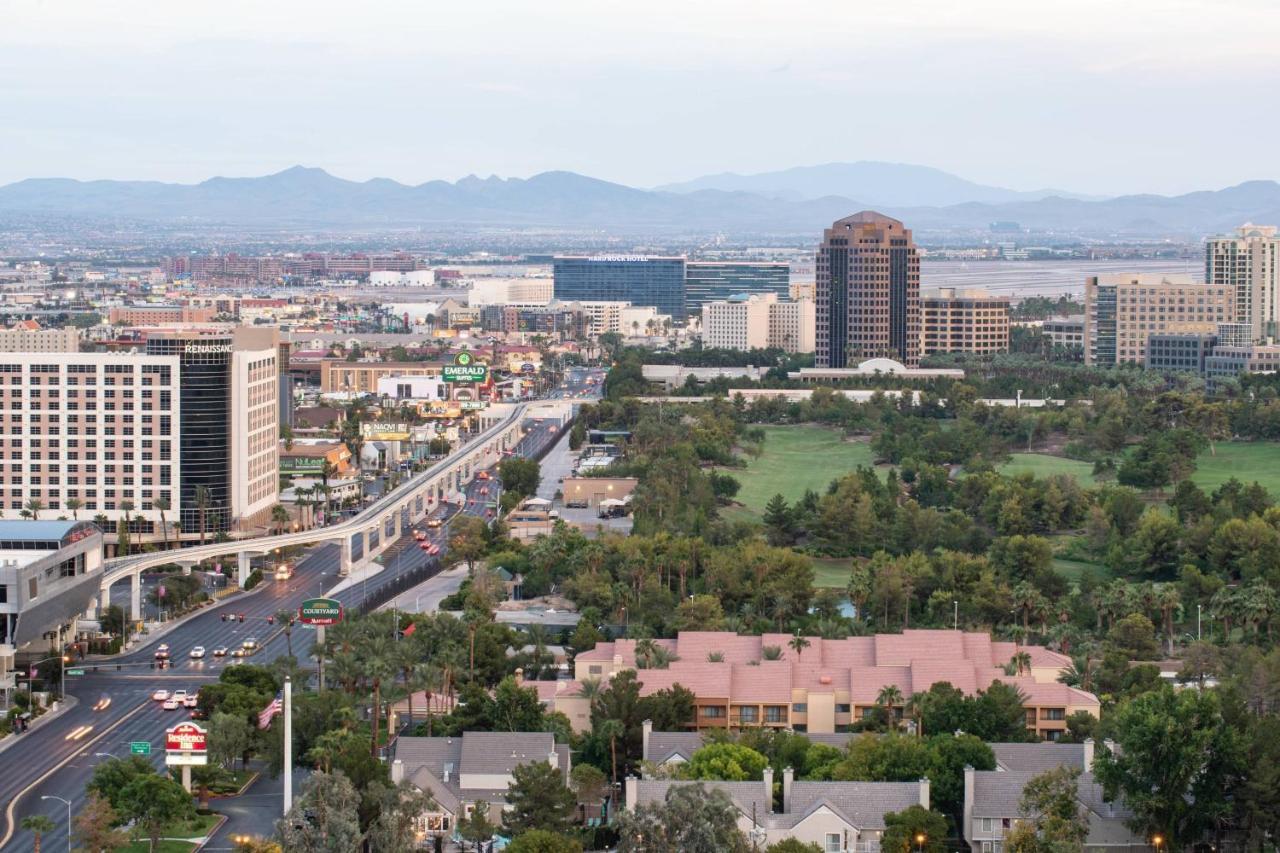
[{"x1": 2, "y1": 0, "x2": 1277, "y2": 196}]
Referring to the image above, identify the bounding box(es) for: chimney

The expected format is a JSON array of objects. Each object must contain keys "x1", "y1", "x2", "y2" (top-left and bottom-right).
[
  {"x1": 549, "y1": 749, "x2": 559, "y2": 769},
  {"x1": 1083, "y1": 738, "x2": 1095, "y2": 770},
  {"x1": 624, "y1": 776, "x2": 638, "y2": 810},
  {"x1": 642, "y1": 719, "x2": 653, "y2": 762},
  {"x1": 782, "y1": 767, "x2": 794, "y2": 814},
  {"x1": 391, "y1": 759, "x2": 404, "y2": 784},
  {"x1": 962, "y1": 766, "x2": 975, "y2": 842},
  {"x1": 919, "y1": 776, "x2": 930, "y2": 809},
  {"x1": 514, "y1": 667, "x2": 524, "y2": 685},
  {"x1": 1103, "y1": 738, "x2": 1116, "y2": 764},
  {"x1": 762, "y1": 766, "x2": 774, "y2": 815}
]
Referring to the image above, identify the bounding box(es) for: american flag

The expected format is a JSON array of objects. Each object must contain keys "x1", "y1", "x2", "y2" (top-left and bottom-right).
[{"x1": 258, "y1": 691, "x2": 283, "y2": 730}]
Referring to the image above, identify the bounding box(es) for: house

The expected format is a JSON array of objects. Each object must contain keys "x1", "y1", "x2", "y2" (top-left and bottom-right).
[
  {"x1": 641, "y1": 720, "x2": 863, "y2": 771},
  {"x1": 391, "y1": 732, "x2": 571, "y2": 842},
  {"x1": 963, "y1": 741, "x2": 1152, "y2": 853},
  {"x1": 576, "y1": 630, "x2": 1099, "y2": 739},
  {"x1": 626, "y1": 770, "x2": 927, "y2": 852}
]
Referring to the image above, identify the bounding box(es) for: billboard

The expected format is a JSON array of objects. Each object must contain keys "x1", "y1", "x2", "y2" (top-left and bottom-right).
[
  {"x1": 165, "y1": 722, "x2": 209, "y2": 766},
  {"x1": 298, "y1": 597, "x2": 344, "y2": 626},
  {"x1": 442, "y1": 350, "x2": 488, "y2": 384}
]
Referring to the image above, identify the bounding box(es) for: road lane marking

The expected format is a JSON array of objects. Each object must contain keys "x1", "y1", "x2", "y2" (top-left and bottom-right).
[{"x1": 0, "y1": 698, "x2": 150, "y2": 848}]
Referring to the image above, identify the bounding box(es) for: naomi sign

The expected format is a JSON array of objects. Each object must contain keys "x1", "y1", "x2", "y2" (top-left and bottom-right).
[{"x1": 298, "y1": 597, "x2": 344, "y2": 626}]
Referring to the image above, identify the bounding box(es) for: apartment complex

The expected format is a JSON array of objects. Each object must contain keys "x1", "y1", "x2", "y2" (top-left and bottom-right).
[
  {"x1": 467, "y1": 277, "x2": 554, "y2": 306},
  {"x1": 919, "y1": 288, "x2": 1010, "y2": 355},
  {"x1": 684, "y1": 262, "x2": 790, "y2": 314},
  {"x1": 701, "y1": 293, "x2": 816, "y2": 353},
  {"x1": 319, "y1": 360, "x2": 446, "y2": 394},
  {"x1": 0, "y1": 327, "x2": 279, "y2": 541},
  {"x1": 571, "y1": 630, "x2": 1099, "y2": 740},
  {"x1": 0, "y1": 327, "x2": 80, "y2": 353},
  {"x1": 1205, "y1": 223, "x2": 1280, "y2": 343},
  {"x1": 816, "y1": 212, "x2": 921, "y2": 368},
  {"x1": 108, "y1": 306, "x2": 218, "y2": 325},
  {"x1": 553, "y1": 256, "x2": 687, "y2": 318},
  {"x1": 1083, "y1": 274, "x2": 1231, "y2": 365}
]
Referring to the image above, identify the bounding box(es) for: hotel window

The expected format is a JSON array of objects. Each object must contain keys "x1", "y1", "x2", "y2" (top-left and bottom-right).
[
  {"x1": 764, "y1": 706, "x2": 786, "y2": 723},
  {"x1": 792, "y1": 703, "x2": 807, "y2": 713},
  {"x1": 738, "y1": 707, "x2": 758, "y2": 723},
  {"x1": 702, "y1": 706, "x2": 726, "y2": 719}
]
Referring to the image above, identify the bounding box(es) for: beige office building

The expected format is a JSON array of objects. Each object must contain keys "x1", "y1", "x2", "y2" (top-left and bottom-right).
[
  {"x1": 920, "y1": 288, "x2": 1010, "y2": 355},
  {"x1": 702, "y1": 293, "x2": 815, "y2": 353},
  {"x1": 1084, "y1": 275, "x2": 1231, "y2": 365},
  {"x1": 0, "y1": 327, "x2": 80, "y2": 353},
  {"x1": 1206, "y1": 224, "x2": 1280, "y2": 342}
]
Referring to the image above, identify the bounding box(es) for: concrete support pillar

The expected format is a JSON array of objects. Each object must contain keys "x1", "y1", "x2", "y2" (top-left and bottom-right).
[
  {"x1": 99, "y1": 583, "x2": 111, "y2": 616},
  {"x1": 237, "y1": 552, "x2": 251, "y2": 588},
  {"x1": 130, "y1": 572, "x2": 142, "y2": 621},
  {"x1": 340, "y1": 536, "x2": 353, "y2": 578},
  {"x1": 180, "y1": 561, "x2": 193, "y2": 577}
]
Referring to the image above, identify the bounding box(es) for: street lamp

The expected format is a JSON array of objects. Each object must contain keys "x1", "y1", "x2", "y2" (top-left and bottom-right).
[
  {"x1": 1152, "y1": 835, "x2": 1164, "y2": 853},
  {"x1": 915, "y1": 832, "x2": 926, "y2": 853},
  {"x1": 40, "y1": 795, "x2": 71, "y2": 852}
]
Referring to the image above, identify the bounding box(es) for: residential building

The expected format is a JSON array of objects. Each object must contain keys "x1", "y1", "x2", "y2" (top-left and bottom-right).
[
  {"x1": 1205, "y1": 223, "x2": 1280, "y2": 343},
  {"x1": 0, "y1": 327, "x2": 279, "y2": 542},
  {"x1": 626, "y1": 772, "x2": 928, "y2": 852},
  {"x1": 0, "y1": 520, "x2": 104, "y2": 695},
  {"x1": 1041, "y1": 316, "x2": 1085, "y2": 351},
  {"x1": 319, "y1": 360, "x2": 445, "y2": 394},
  {"x1": 391, "y1": 732, "x2": 570, "y2": 843},
  {"x1": 920, "y1": 288, "x2": 1010, "y2": 355},
  {"x1": 816, "y1": 212, "x2": 920, "y2": 368},
  {"x1": 642, "y1": 722, "x2": 863, "y2": 769},
  {"x1": 108, "y1": 306, "x2": 217, "y2": 325},
  {"x1": 963, "y1": 741, "x2": 1151, "y2": 853},
  {"x1": 1145, "y1": 334, "x2": 1217, "y2": 374},
  {"x1": 0, "y1": 327, "x2": 80, "y2": 353},
  {"x1": 685, "y1": 262, "x2": 790, "y2": 315},
  {"x1": 701, "y1": 293, "x2": 816, "y2": 353},
  {"x1": 574, "y1": 630, "x2": 1099, "y2": 739},
  {"x1": 553, "y1": 256, "x2": 686, "y2": 318},
  {"x1": 1083, "y1": 275, "x2": 1231, "y2": 365}
]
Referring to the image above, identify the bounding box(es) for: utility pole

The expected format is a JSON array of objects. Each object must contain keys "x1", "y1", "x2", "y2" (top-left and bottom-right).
[{"x1": 283, "y1": 676, "x2": 293, "y2": 817}]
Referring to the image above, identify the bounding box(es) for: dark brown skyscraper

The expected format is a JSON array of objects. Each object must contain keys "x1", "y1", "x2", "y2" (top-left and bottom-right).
[{"x1": 815, "y1": 211, "x2": 920, "y2": 367}]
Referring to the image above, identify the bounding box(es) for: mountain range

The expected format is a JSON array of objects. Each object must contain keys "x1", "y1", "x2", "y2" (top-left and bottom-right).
[{"x1": 1, "y1": 164, "x2": 1278, "y2": 236}]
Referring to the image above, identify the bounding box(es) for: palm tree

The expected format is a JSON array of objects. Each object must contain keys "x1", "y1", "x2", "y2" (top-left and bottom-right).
[
  {"x1": 23, "y1": 498, "x2": 42, "y2": 520},
  {"x1": 1011, "y1": 581, "x2": 1046, "y2": 640},
  {"x1": 363, "y1": 634, "x2": 396, "y2": 757},
  {"x1": 634, "y1": 638, "x2": 658, "y2": 669},
  {"x1": 1153, "y1": 584, "x2": 1181, "y2": 656},
  {"x1": 706, "y1": 651, "x2": 725, "y2": 662},
  {"x1": 905, "y1": 691, "x2": 928, "y2": 738},
  {"x1": 66, "y1": 497, "x2": 82, "y2": 521},
  {"x1": 271, "y1": 503, "x2": 290, "y2": 536},
  {"x1": 152, "y1": 496, "x2": 170, "y2": 548},
  {"x1": 21, "y1": 814, "x2": 55, "y2": 853},
  {"x1": 119, "y1": 499, "x2": 135, "y2": 556},
  {"x1": 194, "y1": 485, "x2": 212, "y2": 545},
  {"x1": 275, "y1": 610, "x2": 296, "y2": 658},
  {"x1": 576, "y1": 677, "x2": 604, "y2": 710},
  {"x1": 788, "y1": 632, "x2": 811, "y2": 660},
  {"x1": 1211, "y1": 586, "x2": 1240, "y2": 643},
  {"x1": 598, "y1": 718, "x2": 625, "y2": 792},
  {"x1": 877, "y1": 684, "x2": 904, "y2": 730},
  {"x1": 1009, "y1": 650, "x2": 1032, "y2": 677},
  {"x1": 761, "y1": 645, "x2": 784, "y2": 661}
]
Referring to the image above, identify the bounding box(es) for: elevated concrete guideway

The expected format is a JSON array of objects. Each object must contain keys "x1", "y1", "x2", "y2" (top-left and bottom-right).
[{"x1": 98, "y1": 400, "x2": 572, "y2": 620}]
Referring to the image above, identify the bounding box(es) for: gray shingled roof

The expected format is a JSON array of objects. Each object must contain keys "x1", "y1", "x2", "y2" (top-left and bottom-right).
[
  {"x1": 970, "y1": 770, "x2": 1133, "y2": 823},
  {"x1": 394, "y1": 733, "x2": 569, "y2": 812},
  {"x1": 631, "y1": 780, "x2": 770, "y2": 825},
  {"x1": 458, "y1": 731, "x2": 559, "y2": 775},
  {"x1": 782, "y1": 781, "x2": 921, "y2": 831},
  {"x1": 645, "y1": 731, "x2": 705, "y2": 763},
  {"x1": 991, "y1": 742, "x2": 1087, "y2": 773}
]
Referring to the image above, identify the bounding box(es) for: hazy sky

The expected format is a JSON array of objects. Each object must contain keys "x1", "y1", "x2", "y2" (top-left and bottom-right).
[{"x1": 2, "y1": 0, "x2": 1277, "y2": 196}]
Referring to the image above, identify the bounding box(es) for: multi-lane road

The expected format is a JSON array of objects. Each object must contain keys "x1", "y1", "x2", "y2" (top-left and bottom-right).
[{"x1": 2, "y1": 368, "x2": 602, "y2": 851}]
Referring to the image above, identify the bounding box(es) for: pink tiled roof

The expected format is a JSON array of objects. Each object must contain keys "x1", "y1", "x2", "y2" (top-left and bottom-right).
[
  {"x1": 637, "y1": 663, "x2": 731, "y2": 698},
  {"x1": 731, "y1": 662, "x2": 793, "y2": 703}
]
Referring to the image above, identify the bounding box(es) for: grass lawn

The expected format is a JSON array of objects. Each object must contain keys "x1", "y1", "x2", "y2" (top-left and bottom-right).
[
  {"x1": 729, "y1": 425, "x2": 875, "y2": 517},
  {"x1": 121, "y1": 841, "x2": 198, "y2": 853},
  {"x1": 998, "y1": 453, "x2": 1097, "y2": 485},
  {"x1": 1190, "y1": 442, "x2": 1280, "y2": 497}
]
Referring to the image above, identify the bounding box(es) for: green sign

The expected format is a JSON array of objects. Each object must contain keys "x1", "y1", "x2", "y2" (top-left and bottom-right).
[
  {"x1": 298, "y1": 597, "x2": 344, "y2": 626},
  {"x1": 460, "y1": 401, "x2": 488, "y2": 411},
  {"x1": 443, "y1": 351, "x2": 488, "y2": 383},
  {"x1": 130, "y1": 741, "x2": 152, "y2": 755},
  {"x1": 66, "y1": 668, "x2": 85, "y2": 676}
]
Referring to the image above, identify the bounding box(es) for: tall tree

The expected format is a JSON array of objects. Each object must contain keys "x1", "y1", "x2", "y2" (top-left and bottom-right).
[
  {"x1": 119, "y1": 772, "x2": 196, "y2": 852},
  {"x1": 20, "y1": 815, "x2": 55, "y2": 853},
  {"x1": 276, "y1": 771, "x2": 362, "y2": 853},
  {"x1": 152, "y1": 495, "x2": 171, "y2": 548},
  {"x1": 73, "y1": 792, "x2": 129, "y2": 853},
  {"x1": 1005, "y1": 766, "x2": 1089, "y2": 853},
  {"x1": 503, "y1": 760, "x2": 577, "y2": 836},
  {"x1": 615, "y1": 784, "x2": 749, "y2": 853}
]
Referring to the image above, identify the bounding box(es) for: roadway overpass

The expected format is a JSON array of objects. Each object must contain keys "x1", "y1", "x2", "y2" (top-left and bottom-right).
[{"x1": 98, "y1": 400, "x2": 574, "y2": 620}]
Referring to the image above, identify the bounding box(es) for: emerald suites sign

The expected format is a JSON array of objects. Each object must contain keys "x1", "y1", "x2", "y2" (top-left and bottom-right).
[
  {"x1": 442, "y1": 350, "x2": 488, "y2": 383},
  {"x1": 298, "y1": 597, "x2": 344, "y2": 626}
]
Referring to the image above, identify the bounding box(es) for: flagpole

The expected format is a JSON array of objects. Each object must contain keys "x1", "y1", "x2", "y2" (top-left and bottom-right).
[{"x1": 283, "y1": 676, "x2": 293, "y2": 817}]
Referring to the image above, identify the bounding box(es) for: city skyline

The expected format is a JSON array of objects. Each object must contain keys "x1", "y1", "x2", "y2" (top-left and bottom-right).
[{"x1": 2, "y1": 0, "x2": 1277, "y2": 195}]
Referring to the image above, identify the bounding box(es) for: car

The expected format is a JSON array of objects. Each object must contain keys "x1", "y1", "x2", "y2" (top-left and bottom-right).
[
  {"x1": 212, "y1": 646, "x2": 228, "y2": 657},
  {"x1": 420, "y1": 541, "x2": 432, "y2": 551},
  {"x1": 414, "y1": 530, "x2": 426, "y2": 541},
  {"x1": 92, "y1": 696, "x2": 112, "y2": 711},
  {"x1": 152, "y1": 689, "x2": 170, "y2": 702},
  {"x1": 154, "y1": 644, "x2": 170, "y2": 660},
  {"x1": 429, "y1": 544, "x2": 440, "y2": 555},
  {"x1": 189, "y1": 646, "x2": 206, "y2": 659},
  {"x1": 238, "y1": 614, "x2": 245, "y2": 623},
  {"x1": 230, "y1": 648, "x2": 246, "y2": 658},
  {"x1": 183, "y1": 695, "x2": 198, "y2": 708},
  {"x1": 172, "y1": 689, "x2": 187, "y2": 702},
  {"x1": 426, "y1": 518, "x2": 443, "y2": 528},
  {"x1": 242, "y1": 638, "x2": 258, "y2": 650},
  {"x1": 162, "y1": 697, "x2": 180, "y2": 710},
  {"x1": 477, "y1": 471, "x2": 491, "y2": 480},
  {"x1": 479, "y1": 487, "x2": 488, "y2": 496}
]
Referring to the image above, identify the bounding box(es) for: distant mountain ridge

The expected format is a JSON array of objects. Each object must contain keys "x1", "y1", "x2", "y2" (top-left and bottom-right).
[
  {"x1": 1, "y1": 165, "x2": 1279, "y2": 236},
  {"x1": 655, "y1": 161, "x2": 1101, "y2": 207}
]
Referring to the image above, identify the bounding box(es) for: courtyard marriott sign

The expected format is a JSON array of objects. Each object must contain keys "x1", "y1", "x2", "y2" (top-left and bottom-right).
[
  {"x1": 442, "y1": 351, "x2": 488, "y2": 384},
  {"x1": 298, "y1": 597, "x2": 344, "y2": 626}
]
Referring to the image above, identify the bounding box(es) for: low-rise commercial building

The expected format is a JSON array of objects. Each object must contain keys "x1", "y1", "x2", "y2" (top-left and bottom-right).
[
  {"x1": 279, "y1": 441, "x2": 353, "y2": 478},
  {"x1": 920, "y1": 288, "x2": 1010, "y2": 355},
  {"x1": 560, "y1": 477, "x2": 637, "y2": 508},
  {"x1": 1204, "y1": 342, "x2": 1280, "y2": 386},
  {"x1": 1041, "y1": 316, "x2": 1085, "y2": 351},
  {"x1": 320, "y1": 360, "x2": 446, "y2": 394},
  {"x1": 1145, "y1": 334, "x2": 1217, "y2": 374}
]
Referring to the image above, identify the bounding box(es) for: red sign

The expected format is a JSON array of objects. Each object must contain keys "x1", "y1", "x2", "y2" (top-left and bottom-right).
[{"x1": 165, "y1": 722, "x2": 207, "y2": 752}]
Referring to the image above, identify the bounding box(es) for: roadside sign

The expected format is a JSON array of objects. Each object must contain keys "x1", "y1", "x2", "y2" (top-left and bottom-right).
[
  {"x1": 443, "y1": 351, "x2": 488, "y2": 384},
  {"x1": 130, "y1": 741, "x2": 151, "y2": 755},
  {"x1": 298, "y1": 597, "x2": 344, "y2": 626},
  {"x1": 165, "y1": 722, "x2": 208, "y2": 766},
  {"x1": 66, "y1": 669, "x2": 85, "y2": 676}
]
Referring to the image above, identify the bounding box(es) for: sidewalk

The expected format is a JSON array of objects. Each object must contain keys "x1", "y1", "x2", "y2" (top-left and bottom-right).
[
  {"x1": 0, "y1": 695, "x2": 79, "y2": 755},
  {"x1": 324, "y1": 558, "x2": 387, "y2": 597}
]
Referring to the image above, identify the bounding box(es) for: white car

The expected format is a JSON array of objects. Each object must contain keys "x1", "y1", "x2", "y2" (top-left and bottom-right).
[
  {"x1": 189, "y1": 646, "x2": 206, "y2": 659},
  {"x1": 154, "y1": 644, "x2": 170, "y2": 660},
  {"x1": 172, "y1": 689, "x2": 188, "y2": 702},
  {"x1": 152, "y1": 689, "x2": 170, "y2": 702},
  {"x1": 183, "y1": 695, "x2": 198, "y2": 708},
  {"x1": 212, "y1": 646, "x2": 229, "y2": 657},
  {"x1": 242, "y1": 638, "x2": 258, "y2": 651},
  {"x1": 162, "y1": 697, "x2": 180, "y2": 710}
]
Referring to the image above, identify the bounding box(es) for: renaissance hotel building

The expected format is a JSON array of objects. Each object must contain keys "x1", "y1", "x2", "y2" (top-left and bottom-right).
[{"x1": 0, "y1": 327, "x2": 279, "y2": 552}]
